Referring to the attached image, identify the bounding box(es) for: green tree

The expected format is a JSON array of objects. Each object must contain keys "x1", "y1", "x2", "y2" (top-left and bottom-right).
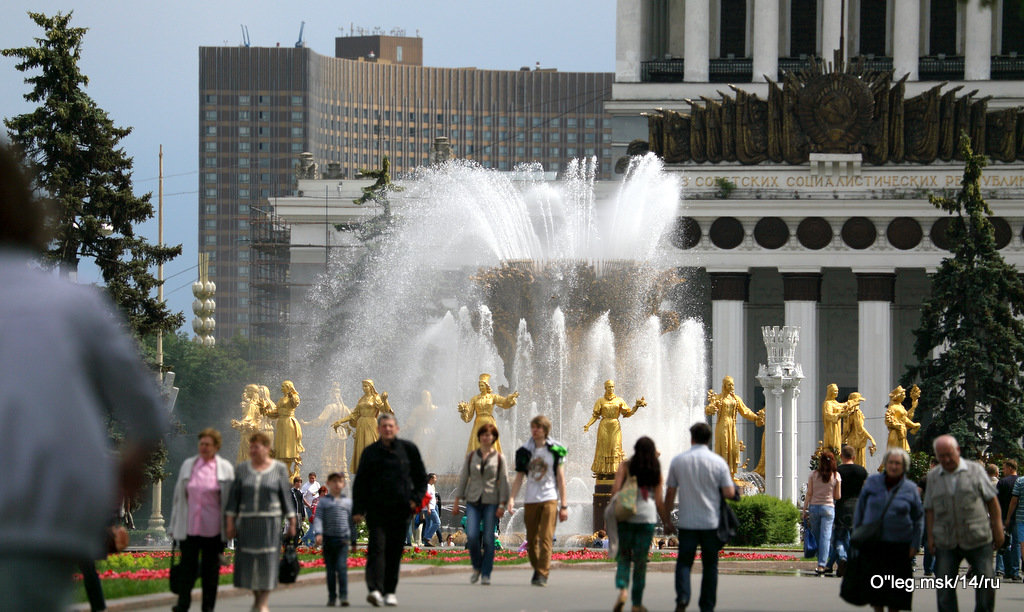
[
  {"x1": 903, "y1": 134, "x2": 1024, "y2": 461},
  {"x1": 3, "y1": 11, "x2": 182, "y2": 337}
]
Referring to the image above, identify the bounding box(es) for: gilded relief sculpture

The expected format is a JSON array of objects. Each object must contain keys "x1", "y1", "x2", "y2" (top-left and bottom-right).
[
  {"x1": 266, "y1": 380, "x2": 304, "y2": 480},
  {"x1": 302, "y1": 382, "x2": 352, "y2": 476},
  {"x1": 884, "y1": 384, "x2": 921, "y2": 453},
  {"x1": 334, "y1": 379, "x2": 393, "y2": 475},
  {"x1": 458, "y1": 373, "x2": 518, "y2": 454},
  {"x1": 583, "y1": 380, "x2": 646, "y2": 477},
  {"x1": 231, "y1": 384, "x2": 266, "y2": 464},
  {"x1": 841, "y1": 392, "x2": 876, "y2": 468},
  {"x1": 705, "y1": 376, "x2": 759, "y2": 479}
]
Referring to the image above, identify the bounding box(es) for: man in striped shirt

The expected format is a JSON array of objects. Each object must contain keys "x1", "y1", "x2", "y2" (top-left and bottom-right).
[{"x1": 316, "y1": 473, "x2": 354, "y2": 607}]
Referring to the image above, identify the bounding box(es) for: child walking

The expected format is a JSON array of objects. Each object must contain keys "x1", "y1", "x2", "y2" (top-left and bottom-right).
[{"x1": 315, "y1": 473, "x2": 354, "y2": 606}]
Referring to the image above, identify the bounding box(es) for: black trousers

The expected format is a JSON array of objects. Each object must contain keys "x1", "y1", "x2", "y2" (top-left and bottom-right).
[
  {"x1": 366, "y1": 516, "x2": 410, "y2": 595},
  {"x1": 78, "y1": 560, "x2": 105, "y2": 612},
  {"x1": 175, "y1": 535, "x2": 224, "y2": 611}
]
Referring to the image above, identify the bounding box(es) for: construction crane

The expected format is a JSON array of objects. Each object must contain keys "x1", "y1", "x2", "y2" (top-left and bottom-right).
[
  {"x1": 240, "y1": 24, "x2": 250, "y2": 47},
  {"x1": 295, "y1": 21, "x2": 305, "y2": 48}
]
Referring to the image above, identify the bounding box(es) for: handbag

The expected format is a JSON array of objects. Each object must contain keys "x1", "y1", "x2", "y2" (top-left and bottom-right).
[
  {"x1": 278, "y1": 543, "x2": 300, "y2": 584},
  {"x1": 613, "y1": 475, "x2": 638, "y2": 521},
  {"x1": 851, "y1": 487, "x2": 897, "y2": 546},
  {"x1": 839, "y1": 550, "x2": 872, "y2": 606},
  {"x1": 168, "y1": 540, "x2": 191, "y2": 595},
  {"x1": 802, "y1": 518, "x2": 818, "y2": 558},
  {"x1": 716, "y1": 492, "x2": 739, "y2": 544}
]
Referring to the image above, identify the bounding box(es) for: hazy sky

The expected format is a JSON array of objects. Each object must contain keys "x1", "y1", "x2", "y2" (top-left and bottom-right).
[{"x1": 0, "y1": 1, "x2": 615, "y2": 328}]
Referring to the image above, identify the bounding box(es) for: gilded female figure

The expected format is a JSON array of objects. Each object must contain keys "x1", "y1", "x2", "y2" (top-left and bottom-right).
[
  {"x1": 583, "y1": 380, "x2": 645, "y2": 476},
  {"x1": 457, "y1": 373, "x2": 518, "y2": 454},
  {"x1": 333, "y1": 379, "x2": 392, "y2": 474},
  {"x1": 884, "y1": 385, "x2": 920, "y2": 453},
  {"x1": 257, "y1": 385, "x2": 276, "y2": 448},
  {"x1": 705, "y1": 375, "x2": 758, "y2": 478},
  {"x1": 821, "y1": 383, "x2": 854, "y2": 452},
  {"x1": 302, "y1": 382, "x2": 352, "y2": 476},
  {"x1": 231, "y1": 384, "x2": 265, "y2": 464},
  {"x1": 265, "y1": 380, "x2": 303, "y2": 479},
  {"x1": 841, "y1": 392, "x2": 877, "y2": 467}
]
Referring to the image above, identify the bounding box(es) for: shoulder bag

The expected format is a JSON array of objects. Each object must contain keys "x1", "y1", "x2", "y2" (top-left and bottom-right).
[
  {"x1": 169, "y1": 540, "x2": 191, "y2": 595},
  {"x1": 278, "y1": 543, "x2": 300, "y2": 583},
  {"x1": 717, "y1": 491, "x2": 740, "y2": 544},
  {"x1": 850, "y1": 485, "x2": 897, "y2": 546},
  {"x1": 613, "y1": 475, "x2": 638, "y2": 521}
]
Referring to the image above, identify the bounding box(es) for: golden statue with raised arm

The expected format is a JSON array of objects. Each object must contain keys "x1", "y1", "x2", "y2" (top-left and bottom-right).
[
  {"x1": 822, "y1": 383, "x2": 856, "y2": 452},
  {"x1": 231, "y1": 384, "x2": 265, "y2": 464},
  {"x1": 257, "y1": 385, "x2": 277, "y2": 448},
  {"x1": 265, "y1": 380, "x2": 304, "y2": 480},
  {"x1": 458, "y1": 373, "x2": 518, "y2": 454},
  {"x1": 841, "y1": 392, "x2": 877, "y2": 467},
  {"x1": 884, "y1": 384, "x2": 921, "y2": 453},
  {"x1": 705, "y1": 376, "x2": 759, "y2": 479},
  {"x1": 333, "y1": 379, "x2": 392, "y2": 474},
  {"x1": 302, "y1": 382, "x2": 352, "y2": 476},
  {"x1": 583, "y1": 380, "x2": 645, "y2": 477}
]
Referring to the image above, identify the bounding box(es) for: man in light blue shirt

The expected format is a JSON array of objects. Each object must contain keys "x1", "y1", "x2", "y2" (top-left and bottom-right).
[{"x1": 663, "y1": 422, "x2": 736, "y2": 612}]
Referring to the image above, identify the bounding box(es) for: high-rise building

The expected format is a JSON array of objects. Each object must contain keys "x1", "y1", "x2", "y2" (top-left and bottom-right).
[{"x1": 199, "y1": 37, "x2": 613, "y2": 340}]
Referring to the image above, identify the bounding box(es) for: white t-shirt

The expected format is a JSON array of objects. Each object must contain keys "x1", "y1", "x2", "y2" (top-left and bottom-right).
[
  {"x1": 426, "y1": 483, "x2": 437, "y2": 511},
  {"x1": 524, "y1": 445, "x2": 558, "y2": 504},
  {"x1": 301, "y1": 480, "x2": 320, "y2": 506}
]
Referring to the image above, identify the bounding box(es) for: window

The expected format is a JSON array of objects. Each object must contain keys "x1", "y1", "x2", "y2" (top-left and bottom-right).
[
  {"x1": 499, "y1": 146, "x2": 509, "y2": 155},
  {"x1": 483, "y1": 131, "x2": 491, "y2": 140},
  {"x1": 239, "y1": 297, "x2": 249, "y2": 306},
  {"x1": 204, "y1": 94, "x2": 217, "y2": 104},
  {"x1": 204, "y1": 203, "x2": 217, "y2": 213},
  {"x1": 567, "y1": 147, "x2": 577, "y2": 157},
  {"x1": 239, "y1": 204, "x2": 249, "y2": 213},
  {"x1": 567, "y1": 133, "x2": 577, "y2": 143},
  {"x1": 396, "y1": 127, "x2": 403, "y2": 137},
  {"x1": 291, "y1": 95, "x2": 303, "y2": 106},
  {"x1": 550, "y1": 118, "x2": 561, "y2": 128},
  {"x1": 584, "y1": 133, "x2": 595, "y2": 143},
  {"x1": 550, "y1": 147, "x2": 560, "y2": 156},
  {"x1": 483, "y1": 116, "x2": 492, "y2": 126},
  {"x1": 238, "y1": 157, "x2": 250, "y2": 168},
  {"x1": 532, "y1": 133, "x2": 542, "y2": 142},
  {"x1": 238, "y1": 95, "x2": 251, "y2": 105},
  {"x1": 238, "y1": 188, "x2": 250, "y2": 198},
  {"x1": 515, "y1": 146, "x2": 525, "y2": 156},
  {"x1": 290, "y1": 143, "x2": 303, "y2": 152},
  {"x1": 258, "y1": 142, "x2": 269, "y2": 151},
  {"x1": 260, "y1": 188, "x2": 271, "y2": 197},
  {"x1": 238, "y1": 220, "x2": 249, "y2": 230},
  {"x1": 515, "y1": 117, "x2": 525, "y2": 127},
  {"x1": 396, "y1": 45, "x2": 403, "y2": 62},
  {"x1": 237, "y1": 282, "x2": 248, "y2": 292},
  {"x1": 204, "y1": 172, "x2": 217, "y2": 183},
  {"x1": 602, "y1": 133, "x2": 612, "y2": 142},
  {"x1": 238, "y1": 250, "x2": 250, "y2": 261},
  {"x1": 238, "y1": 142, "x2": 251, "y2": 152},
  {"x1": 258, "y1": 157, "x2": 271, "y2": 168},
  {"x1": 451, "y1": 114, "x2": 459, "y2": 123},
  {"x1": 205, "y1": 126, "x2": 217, "y2": 135},
  {"x1": 204, "y1": 219, "x2": 216, "y2": 229},
  {"x1": 238, "y1": 173, "x2": 250, "y2": 184},
  {"x1": 566, "y1": 118, "x2": 578, "y2": 128},
  {"x1": 499, "y1": 116, "x2": 509, "y2": 127},
  {"x1": 204, "y1": 157, "x2": 217, "y2": 168},
  {"x1": 585, "y1": 118, "x2": 597, "y2": 129},
  {"x1": 239, "y1": 126, "x2": 250, "y2": 137},
  {"x1": 409, "y1": 112, "x2": 416, "y2": 121},
  {"x1": 515, "y1": 132, "x2": 525, "y2": 142},
  {"x1": 204, "y1": 110, "x2": 217, "y2": 121},
  {"x1": 258, "y1": 127, "x2": 270, "y2": 137},
  {"x1": 238, "y1": 110, "x2": 250, "y2": 121},
  {"x1": 204, "y1": 188, "x2": 218, "y2": 198},
  {"x1": 258, "y1": 111, "x2": 270, "y2": 121},
  {"x1": 465, "y1": 130, "x2": 474, "y2": 139},
  {"x1": 466, "y1": 116, "x2": 474, "y2": 125},
  {"x1": 204, "y1": 235, "x2": 216, "y2": 245},
  {"x1": 260, "y1": 173, "x2": 271, "y2": 184},
  {"x1": 532, "y1": 147, "x2": 543, "y2": 157},
  {"x1": 204, "y1": 142, "x2": 217, "y2": 152},
  {"x1": 499, "y1": 161, "x2": 509, "y2": 170},
  {"x1": 532, "y1": 117, "x2": 543, "y2": 128},
  {"x1": 237, "y1": 313, "x2": 249, "y2": 323}
]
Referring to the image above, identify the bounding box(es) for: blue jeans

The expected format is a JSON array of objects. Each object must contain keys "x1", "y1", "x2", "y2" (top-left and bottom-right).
[
  {"x1": 465, "y1": 503, "x2": 497, "y2": 577},
  {"x1": 807, "y1": 505, "x2": 834, "y2": 568},
  {"x1": 996, "y1": 521, "x2": 1020, "y2": 577},
  {"x1": 323, "y1": 537, "x2": 349, "y2": 602},
  {"x1": 301, "y1": 522, "x2": 318, "y2": 547},
  {"x1": 675, "y1": 529, "x2": 723, "y2": 612},
  {"x1": 422, "y1": 507, "x2": 441, "y2": 544},
  {"x1": 826, "y1": 524, "x2": 850, "y2": 569},
  {"x1": 935, "y1": 543, "x2": 995, "y2": 612}
]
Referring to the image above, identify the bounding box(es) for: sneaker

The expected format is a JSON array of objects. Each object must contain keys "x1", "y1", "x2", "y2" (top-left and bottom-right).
[
  {"x1": 340, "y1": 600, "x2": 350, "y2": 607},
  {"x1": 996, "y1": 571, "x2": 1005, "y2": 578},
  {"x1": 327, "y1": 598, "x2": 337, "y2": 607},
  {"x1": 367, "y1": 591, "x2": 384, "y2": 607},
  {"x1": 530, "y1": 570, "x2": 540, "y2": 586},
  {"x1": 384, "y1": 593, "x2": 398, "y2": 607},
  {"x1": 481, "y1": 576, "x2": 491, "y2": 585},
  {"x1": 470, "y1": 570, "x2": 481, "y2": 584}
]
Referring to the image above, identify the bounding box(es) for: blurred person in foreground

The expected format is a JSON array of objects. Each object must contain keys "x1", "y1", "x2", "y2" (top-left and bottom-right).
[{"x1": 0, "y1": 143, "x2": 166, "y2": 610}]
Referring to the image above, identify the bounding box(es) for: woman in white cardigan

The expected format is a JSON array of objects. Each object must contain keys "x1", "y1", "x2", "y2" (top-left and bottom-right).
[{"x1": 168, "y1": 428, "x2": 235, "y2": 612}]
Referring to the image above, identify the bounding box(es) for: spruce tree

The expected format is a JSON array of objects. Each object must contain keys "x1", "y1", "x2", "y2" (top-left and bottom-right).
[
  {"x1": 3, "y1": 11, "x2": 182, "y2": 337},
  {"x1": 903, "y1": 134, "x2": 1024, "y2": 460}
]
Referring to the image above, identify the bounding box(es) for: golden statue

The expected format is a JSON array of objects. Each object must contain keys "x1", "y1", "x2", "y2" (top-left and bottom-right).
[
  {"x1": 266, "y1": 380, "x2": 304, "y2": 480},
  {"x1": 753, "y1": 408, "x2": 766, "y2": 478},
  {"x1": 334, "y1": 379, "x2": 392, "y2": 474},
  {"x1": 822, "y1": 383, "x2": 855, "y2": 452},
  {"x1": 458, "y1": 373, "x2": 518, "y2": 454},
  {"x1": 231, "y1": 384, "x2": 266, "y2": 464},
  {"x1": 405, "y1": 390, "x2": 439, "y2": 444},
  {"x1": 884, "y1": 385, "x2": 921, "y2": 453},
  {"x1": 302, "y1": 382, "x2": 352, "y2": 476},
  {"x1": 705, "y1": 376, "x2": 759, "y2": 479},
  {"x1": 841, "y1": 392, "x2": 877, "y2": 467},
  {"x1": 257, "y1": 385, "x2": 277, "y2": 448},
  {"x1": 583, "y1": 380, "x2": 645, "y2": 477}
]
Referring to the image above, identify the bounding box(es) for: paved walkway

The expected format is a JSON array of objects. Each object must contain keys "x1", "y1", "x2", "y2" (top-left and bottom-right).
[{"x1": 95, "y1": 562, "x2": 1024, "y2": 611}]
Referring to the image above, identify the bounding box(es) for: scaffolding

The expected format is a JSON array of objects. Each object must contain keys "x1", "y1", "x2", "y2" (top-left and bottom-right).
[{"x1": 249, "y1": 205, "x2": 292, "y2": 372}]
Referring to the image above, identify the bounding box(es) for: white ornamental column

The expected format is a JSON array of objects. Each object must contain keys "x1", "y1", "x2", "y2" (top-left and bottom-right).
[
  {"x1": 964, "y1": 0, "x2": 993, "y2": 80},
  {"x1": 821, "y1": 0, "x2": 843, "y2": 62},
  {"x1": 752, "y1": 0, "x2": 780, "y2": 82},
  {"x1": 710, "y1": 272, "x2": 750, "y2": 450},
  {"x1": 856, "y1": 273, "x2": 894, "y2": 471},
  {"x1": 783, "y1": 273, "x2": 821, "y2": 475},
  {"x1": 757, "y1": 326, "x2": 803, "y2": 505},
  {"x1": 684, "y1": 0, "x2": 710, "y2": 82},
  {"x1": 893, "y1": 0, "x2": 920, "y2": 80},
  {"x1": 616, "y1": 0, "x2": 643, "y2": 82}
]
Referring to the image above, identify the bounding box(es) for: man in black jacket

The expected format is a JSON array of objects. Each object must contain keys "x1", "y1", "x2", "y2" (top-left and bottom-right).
[
  {"x1": 289, "y1": 477, "x2": 305, "y2": 547},
  {"x1": 352, "y1": 413, "x2": 427, "y2": 607}
]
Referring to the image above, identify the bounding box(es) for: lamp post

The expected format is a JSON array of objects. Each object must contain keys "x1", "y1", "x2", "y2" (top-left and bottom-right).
[{"x1": 756, "y1": 326, "x2": 803, "y2": 505}]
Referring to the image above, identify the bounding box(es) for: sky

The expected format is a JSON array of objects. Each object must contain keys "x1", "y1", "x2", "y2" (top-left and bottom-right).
[{"x1": 0, "y1": 1, "x2": 616, "y2": 329}]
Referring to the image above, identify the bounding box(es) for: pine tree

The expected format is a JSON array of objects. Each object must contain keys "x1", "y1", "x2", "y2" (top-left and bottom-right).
[
  {"x1": 903, "y1": 134, "x2": 1024, "y2": 460},
  {"x1": 3, "y1": 11, "x2": 182, "y2": 337}
]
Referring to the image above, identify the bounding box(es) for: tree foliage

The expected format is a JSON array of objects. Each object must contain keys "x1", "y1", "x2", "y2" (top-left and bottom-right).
[
  {"x1": 903, "y1": 134, "x2": 1024, "y2": 460},
  {"x1": 2, "y1": 11, "x2": 182, "y2": 338}
]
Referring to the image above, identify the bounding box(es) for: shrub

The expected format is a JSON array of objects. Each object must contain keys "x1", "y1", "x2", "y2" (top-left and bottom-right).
[{"x1": 728, "y1": 494, "x2": 800, "y2": 546}]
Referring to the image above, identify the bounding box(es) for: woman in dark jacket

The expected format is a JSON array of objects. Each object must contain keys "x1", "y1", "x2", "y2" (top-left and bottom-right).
[{"x1": 852, "y1": 448, "x2": 924, "y2": 612}]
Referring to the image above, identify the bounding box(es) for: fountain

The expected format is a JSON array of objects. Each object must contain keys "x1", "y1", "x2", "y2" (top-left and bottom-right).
[{"x1": 292, "y1": 154, "x2": 707, "y2": 541}]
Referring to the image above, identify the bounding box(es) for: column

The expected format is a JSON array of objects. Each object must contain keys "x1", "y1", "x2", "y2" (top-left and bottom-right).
[
  {"x1": 616, "y1": 0, "x2": 643, "y2": 82},
  {"x1": 684, "y1": 0, "x2": 710, "y2": 81},
  {"x1": 757, "y1": 326, "x2": 803, "y2": 505},
  {"x1": 783, "y1": 272, "x2": 821, "y2": 477},
  {"x1": 752, "y1": 0, "x2": 780, "y2": 82},
  {"x1": 856, "y1": 273, "x2": 895, "y2": 472},
  {"x1": 893, "y1": 0, "x2": 920, "y2": 80},
  {"x1": 148, "y1": 480, "x2": 165, "y2": 530},
  {"x1": 710, "y1": 272, "x2": 752, "y2": 460},
  {"x1": 821, "y1": 0, "x2": 843, "y2": 62},
  {"x1": 964, "y1": 0, "x2": 993, "y2": 80}
]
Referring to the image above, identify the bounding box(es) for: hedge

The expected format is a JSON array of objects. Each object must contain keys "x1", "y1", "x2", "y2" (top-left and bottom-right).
[{"x1": 727, "y1": 494, "x2": 799, "y2": 546}]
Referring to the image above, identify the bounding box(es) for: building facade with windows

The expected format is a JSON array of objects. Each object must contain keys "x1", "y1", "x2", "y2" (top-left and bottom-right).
[
  {"x1": 199, "y1": 36, "x2": 613, "y2": 339},
  {"x1": 609, "y1": 0, "x2": 1024, "y2": 480}
]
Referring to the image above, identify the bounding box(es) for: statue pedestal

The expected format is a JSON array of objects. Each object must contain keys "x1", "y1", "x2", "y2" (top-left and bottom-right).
[{"x1": 592, "y1": 474, "x2": 615, "y2": 532}]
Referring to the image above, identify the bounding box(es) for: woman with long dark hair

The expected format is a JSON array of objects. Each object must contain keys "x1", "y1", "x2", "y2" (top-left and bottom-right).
[
  {"x1": 453, "y1": 423, "x2": 510, "y2": 585},
  {"x1": 610, "y1": 436, "x2": 666, "y2": 612},
  {"x1": 803, "y1": 449, "x2": 842, "y2": 575}
]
